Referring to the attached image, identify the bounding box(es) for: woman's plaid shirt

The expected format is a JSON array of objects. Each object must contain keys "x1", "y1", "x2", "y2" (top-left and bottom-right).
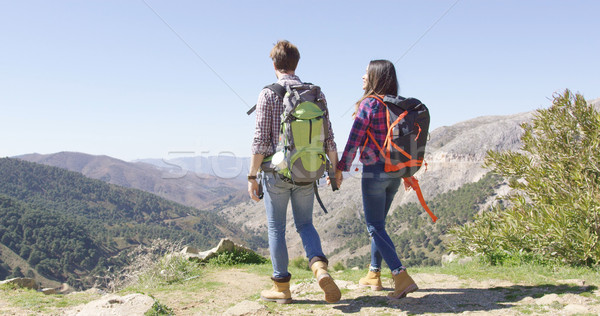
[
  {"x1": 251, "y1": 74, "x2": 337, "y2": 157},
  {"x1": 337, "y1": 97, "x2": 388, "y2": 172}
]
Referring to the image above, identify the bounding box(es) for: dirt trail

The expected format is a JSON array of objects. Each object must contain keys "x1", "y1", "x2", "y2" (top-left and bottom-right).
[
  {"x1": 156, "y1": 269, "x2": 599, "y2": 315},
  {"x1": 2, "y1": 269, "x2": 598, "y2": 315}
]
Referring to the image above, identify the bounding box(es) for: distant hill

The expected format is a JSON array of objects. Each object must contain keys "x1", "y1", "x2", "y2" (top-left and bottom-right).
[
  {"x1": 16, "y1": 152, "x2": 247, "y2": 211},
  {"x1": 0, "y1": 158, "x2": 260, "y2": 289}
]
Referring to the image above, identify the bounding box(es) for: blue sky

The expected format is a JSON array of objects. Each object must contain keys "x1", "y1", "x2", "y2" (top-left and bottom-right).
[{"x1": 1, "y1": 1, "x2": 599, "y2": 161}]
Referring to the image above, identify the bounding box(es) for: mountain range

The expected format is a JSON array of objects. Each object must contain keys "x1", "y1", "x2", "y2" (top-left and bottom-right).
[
  {"x1": 0, "y1": 157, "x2": 259, "y2": 289},
  {"x1": 16, "y1": 152, "x2": 247, "y2": 211},
  {"x1": 7, "y1": 97, "x2": 599, "y2": 276}
]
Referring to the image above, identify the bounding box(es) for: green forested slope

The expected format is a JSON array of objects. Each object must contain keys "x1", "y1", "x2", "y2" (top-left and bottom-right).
[{"x1": 0, "y1": 158, "x2": 255, "y2": 288}]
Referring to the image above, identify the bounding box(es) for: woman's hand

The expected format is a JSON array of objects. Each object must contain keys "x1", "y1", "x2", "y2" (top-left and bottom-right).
[{"x1": 335, "y1": 169, "x2": 343, "y2": 188}]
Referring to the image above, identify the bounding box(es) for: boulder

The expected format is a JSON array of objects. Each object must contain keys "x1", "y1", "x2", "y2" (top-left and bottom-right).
[
  {"x1": 0, "y1": 277, "x2": 38, "y2": 290},
  {"x1": 441, "y1": 253, "x2": 459, "y2": 265},
  {"x1": 441, "y1": 252, "x2": 473, "y2": 266},
  {"x1": 65, "y1": 293, "x2": 155, "y2": 316},
  {"x1": 183, "y1": 238, "x2": 257, "y2": 261},
  {"x1": 58, "y1": 283, "x2": 74, "y2": 294},
  {"x1": 180, "y1": 245, "x2": 199, "y2": 255},
  {"x1": 41, "y1": 287, "x2": 57, "y2": 295}
]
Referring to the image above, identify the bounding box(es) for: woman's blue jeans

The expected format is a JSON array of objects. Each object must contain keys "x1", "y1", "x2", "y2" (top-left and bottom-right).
[
  {"x1": 362, "y1": 163, "x2": 403, "y2": 271},
  {"x1": 262, "y1": 172, "x2": 325, "y2": 278}
]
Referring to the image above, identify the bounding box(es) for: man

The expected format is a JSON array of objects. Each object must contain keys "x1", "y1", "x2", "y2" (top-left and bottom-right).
[{"x1": 248, "y1": 40, "x2": 341, "y2": 304}]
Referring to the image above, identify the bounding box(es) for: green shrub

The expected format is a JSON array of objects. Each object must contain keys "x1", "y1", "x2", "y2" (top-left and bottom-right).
[
  {"x1": 449, "y1": 90, "x2": 600, "y2": 266},
  {"x1": 207, "y1": 249, "x2": 267, "y2": 266},
  {"x1": 332, "y1": 262, "x2": 346, "y2": 271},
  {"x1": 145, "y1": 297, "x2": 174, "y2": 316},
  {"x1": 289, "y1": 257, "x2": 309, "y2": 270}
]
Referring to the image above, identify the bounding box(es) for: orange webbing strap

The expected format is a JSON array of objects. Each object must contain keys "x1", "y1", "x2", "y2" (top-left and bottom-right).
[
  {"x1": 414, "y1": 123, "x2": 422, "y2": 141},
  {"x1": 370, "y1": 95, "x2": 386, "y2": 105},
  {"x1": 403, "y1": 176, "x2": 438, "y2": 223},
  {"x1": 384, "y1": 159, "x2": 422, "y2": 172},
  {"x1": 361, "y1": 136, "x2": 369, "y2": 152},
  {"x1": 362, "y1": 95, "x2": 386, "y2": 155},
  {"x1": 366, "y1": 95, "x2": 391, "y2": 161},
  {"x1": 366, "y1": 130, "x2": 383, "y2": 153},
  {"x1": 390, "y1": 142, "x2": 412, "y2": 159}
]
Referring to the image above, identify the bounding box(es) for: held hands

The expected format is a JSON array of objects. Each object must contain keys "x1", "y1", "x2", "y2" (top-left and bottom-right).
[{"x1": 327, "y1": 169, "x2": 344, "y2": 189}]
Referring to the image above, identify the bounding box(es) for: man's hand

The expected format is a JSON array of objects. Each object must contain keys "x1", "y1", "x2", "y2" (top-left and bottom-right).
[
  {"x1": 248, "y1": 179, "x2": 261, "y2": 201},
  {"x1": 326, "y1": 170, "x2": 343, "y2": 189}
]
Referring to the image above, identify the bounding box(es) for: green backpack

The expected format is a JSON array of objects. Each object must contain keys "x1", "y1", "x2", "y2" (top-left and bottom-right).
[{"x1": 248, "y1": 83, "x2": 337, "y2": 212}]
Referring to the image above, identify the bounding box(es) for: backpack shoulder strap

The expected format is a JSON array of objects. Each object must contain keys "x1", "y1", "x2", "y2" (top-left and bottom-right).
[
  {"x1": 362, "y1": 95, "x2": 388, "y2": 151},
  {"x1": 384, "y1": 95, "x2": 423, "y2": 111},
  {"x1": 246, "y1": 83, "x2": 287, "y2": 115},
  {"x1": 265, "y1": 83, "x2": 286, "y2": 100}
]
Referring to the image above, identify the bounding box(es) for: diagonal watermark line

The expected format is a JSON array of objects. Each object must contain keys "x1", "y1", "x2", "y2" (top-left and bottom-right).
[
  {"x1": 141, "y1": 0, "x2": 251, "y2": 108},
  {"x1": 395, "y1": 0, "x2": 461, "y2": 64},
  {"x1": 340, "y1": 0, "x2": 460, "y2": 118}
]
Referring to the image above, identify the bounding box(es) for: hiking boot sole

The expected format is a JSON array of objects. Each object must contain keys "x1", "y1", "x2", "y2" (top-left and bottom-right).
[
  {"x1": 318, "y1": 274, "x2": 341, "y2": 303},
  {"x1": 387, "y1": 283, "x2": 418, "y2": 300},
  {"x1": 260, "y1": 295, "x2": 292, "y2": 304}
]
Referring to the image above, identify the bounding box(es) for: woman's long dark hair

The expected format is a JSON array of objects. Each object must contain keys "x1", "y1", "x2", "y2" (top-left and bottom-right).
[{"x1": 353, "y1": 59, "x2": 398, "y2": 116}]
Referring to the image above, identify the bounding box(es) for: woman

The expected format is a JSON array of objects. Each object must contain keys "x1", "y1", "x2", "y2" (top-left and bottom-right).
[{"x1": 335, "y1": 59, "x2": 418, "y2": 299}]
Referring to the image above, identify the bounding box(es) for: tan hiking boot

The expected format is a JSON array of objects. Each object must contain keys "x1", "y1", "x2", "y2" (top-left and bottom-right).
[
  {"x1": 387, "y1": 270, "x2": 418, "y2": 299},
  {"x1": 310, "y1": 260, "x2": 341, "y2": 303},
  {"x1": 260, "y1": 275, "x2": 292, "y2": 304},
  {"x1": 359, "y1": 270, "x2": 383, "y2": 291}
]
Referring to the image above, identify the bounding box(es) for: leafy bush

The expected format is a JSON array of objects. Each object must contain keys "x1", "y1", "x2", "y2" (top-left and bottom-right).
[
  {"x1": 449, "y1": 90, "x2": 600, "y2": 266},
  {"x1": 207, "y1": 249, "x2": 267, "y2": 266},
  {"x1": 332, "y1": 262, "x2": 346, "y2": 271},
  {"x1": 290, "y1": 257, "x2": 309, "y2": 270},
  {"x1": 145, "y1": 296, "x2": 174, "y2": 316}
]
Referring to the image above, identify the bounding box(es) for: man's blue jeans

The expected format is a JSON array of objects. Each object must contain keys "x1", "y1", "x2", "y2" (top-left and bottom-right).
[
  {"x1": 262, "y1": 172, "x2": 325, "y2": 278},
  {"x1": 362, "y1": 163, "x2": 403, "y2": 271}
]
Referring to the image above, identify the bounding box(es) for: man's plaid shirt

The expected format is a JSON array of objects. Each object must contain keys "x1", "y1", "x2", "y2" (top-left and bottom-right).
[{"x1": 251, "y1": 74, "x2": 337, "y2": 157}]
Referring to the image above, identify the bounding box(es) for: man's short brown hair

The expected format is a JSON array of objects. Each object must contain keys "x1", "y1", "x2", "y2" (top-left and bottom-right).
[{"x1": 270, "y1": 40, "x2": 300, "y2": 72}]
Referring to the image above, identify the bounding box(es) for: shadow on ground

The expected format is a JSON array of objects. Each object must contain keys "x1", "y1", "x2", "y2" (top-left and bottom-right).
[{"x1": 332, "y1": 284, "x2": 597, "y2": 314}]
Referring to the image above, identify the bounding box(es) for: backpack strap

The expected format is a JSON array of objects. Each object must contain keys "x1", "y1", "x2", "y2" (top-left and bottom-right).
[
  {"x1": 246, "y1": 83, "x2": 287, "y2": 115},
  {"x1": 403, "y1": 176, "x2": 437, "y2": 222},
  {"x1": 265, "y1": 83, "x2": 286, "y2": 99},
  {"x1": 313, "y1": 182, "x2": 329, "y2": 214},
  {"x1": 362, "y1": 95, "x2": 388, "y2": 157},
  {"x1": 363, "y1": 95, "x2": 418, "y2": 170}
]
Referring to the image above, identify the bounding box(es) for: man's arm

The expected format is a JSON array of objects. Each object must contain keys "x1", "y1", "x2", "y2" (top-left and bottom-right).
[
  {"x1": 249, "y1": 88, "x2": 273, "y2": 201},
  {"x1": 326, "y1": 150, "x2": 342, "y2": 189},
  {"x1": 248, "y1": 153, "x2": 264, "y2": 201}
]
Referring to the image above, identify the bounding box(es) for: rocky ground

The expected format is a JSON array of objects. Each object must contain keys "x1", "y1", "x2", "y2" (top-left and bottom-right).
[{"x1": 2, "y1": 268, "x2": 598, "y2": 315}]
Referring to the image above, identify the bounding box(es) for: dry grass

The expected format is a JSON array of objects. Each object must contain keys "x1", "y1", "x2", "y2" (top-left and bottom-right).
[{"x1": 96, "y1": 239, "x2": 204, "y2": 292}]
